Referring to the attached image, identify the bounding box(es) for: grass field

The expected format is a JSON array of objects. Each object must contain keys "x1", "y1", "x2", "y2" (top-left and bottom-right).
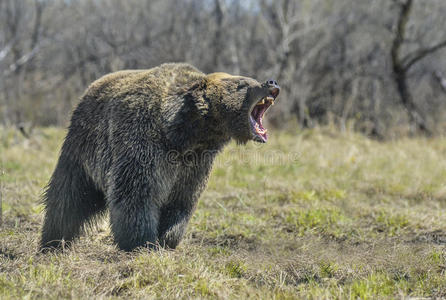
[{"x1": 1, "y1": 127, "x2": 446, "y2": 299}]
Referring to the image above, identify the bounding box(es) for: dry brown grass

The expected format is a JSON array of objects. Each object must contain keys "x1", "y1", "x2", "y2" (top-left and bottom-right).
[{"x1": 1, "y1": 127, "x2": 446, "y2": 299}]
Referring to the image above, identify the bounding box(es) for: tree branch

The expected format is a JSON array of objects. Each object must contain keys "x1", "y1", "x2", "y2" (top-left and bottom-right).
[
  {"x1": 403, "y1": 39, "x2": 446, "y2": 71},
  {"x1": 434, "y1": 71, "x2": 446, "y2": 93}
]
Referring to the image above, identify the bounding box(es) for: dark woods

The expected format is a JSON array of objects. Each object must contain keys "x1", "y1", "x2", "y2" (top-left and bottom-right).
[{"x1": 1, "y1": 0, "x2": 446, "y2": 137}]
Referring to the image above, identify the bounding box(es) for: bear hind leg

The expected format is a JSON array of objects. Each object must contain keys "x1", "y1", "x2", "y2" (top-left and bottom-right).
[{"x1": 40, "y1": 158, "x2": 106, "y2": 251}]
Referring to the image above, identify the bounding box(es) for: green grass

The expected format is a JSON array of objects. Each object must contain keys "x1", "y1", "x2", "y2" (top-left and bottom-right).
[{"x1": 2, "y1": 126, "x2": 446, "y2": 298}]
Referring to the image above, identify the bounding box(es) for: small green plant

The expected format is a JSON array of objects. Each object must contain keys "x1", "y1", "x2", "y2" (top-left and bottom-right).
[
  {"x1": 225, "y1": 261, "x2": 247, "y2": 278},
  {"x1": 375, "y1": 211, "x2": 409, "y2": 236},
  {"x1": 284, "y1": 207, "x2": 350, "y2": 237}
]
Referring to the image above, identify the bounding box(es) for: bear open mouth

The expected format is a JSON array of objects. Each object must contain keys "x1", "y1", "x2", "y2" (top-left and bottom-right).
[{"x1": 249, "y1": 96, "x2": 276, "y2": 143}]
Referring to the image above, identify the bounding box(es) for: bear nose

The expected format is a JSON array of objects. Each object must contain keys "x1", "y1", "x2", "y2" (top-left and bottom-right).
[
  {"x1": 265, "y1": 79, "x2": 280, "y2": 98},
  {"x1": 267, "y1": 79, "x2": 278, "y2": 86}
]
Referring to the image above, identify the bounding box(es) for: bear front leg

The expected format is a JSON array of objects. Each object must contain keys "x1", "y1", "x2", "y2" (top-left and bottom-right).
[
  {"x1": 109, "y1": 197, "x2": 160, "y2": 251},
  {"x1": 158, "y1": 162, "x2": 214, "y2": 249},
  {"x1": 107, "y1": 147, "x2": 175, "y2": 251},
  {"x1": 158, "y1": 205, "x2": 195, "y2": 249}
]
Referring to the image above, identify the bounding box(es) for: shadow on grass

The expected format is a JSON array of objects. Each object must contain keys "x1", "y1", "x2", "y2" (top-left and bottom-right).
[
  {"x1": 189, "y1": 232, "x2": 260, "y2": 250},
  {"x1": 0, "y1": 248, "x2": 16, "y2": 260},
  {"x1": 410, "y1": 230, "x2": 446, "y2": 245}
]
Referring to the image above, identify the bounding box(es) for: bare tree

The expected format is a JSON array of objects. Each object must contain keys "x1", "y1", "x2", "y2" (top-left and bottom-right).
[
  {"x1": 391, "y1": 0, "x2": 446, "y2": 134},
  {"x1": 1, "y1": 0, "x2": 446, "y2": 137}
]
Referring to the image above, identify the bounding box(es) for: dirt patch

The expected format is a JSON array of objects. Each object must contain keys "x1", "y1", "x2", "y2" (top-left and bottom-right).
[
  {"x1": 189, "y1": 232, "x2": 259, "y2": 250},
  {"x1": 410, "y1": 230, "x2": 446, "y2": 245}
]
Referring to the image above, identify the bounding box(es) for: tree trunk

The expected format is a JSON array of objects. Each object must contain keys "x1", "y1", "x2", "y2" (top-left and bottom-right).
[
  {"x1": 393, "y1": 67, "x2": 431, "y2": 134},
  {"x1": 391, "y1": 0, "x2": 431, "y2": 135}
]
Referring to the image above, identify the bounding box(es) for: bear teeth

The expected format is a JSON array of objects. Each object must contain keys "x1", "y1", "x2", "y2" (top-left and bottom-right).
[
  {"x1": 256, "y1": 96, "x2": 275, "y2": 107},
  {"x1": 257, "y1": 98, "x2": 265, "y2": 106}
]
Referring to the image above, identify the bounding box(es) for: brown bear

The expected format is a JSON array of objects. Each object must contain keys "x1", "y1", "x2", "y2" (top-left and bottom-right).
[{"x1": 40, "y1": 63, "x2": 280, "y2": 251}]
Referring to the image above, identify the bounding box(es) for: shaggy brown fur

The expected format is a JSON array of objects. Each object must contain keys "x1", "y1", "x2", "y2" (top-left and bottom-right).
[{"x1": 40, "y1": 63, "x2": 280, "y2": 251}]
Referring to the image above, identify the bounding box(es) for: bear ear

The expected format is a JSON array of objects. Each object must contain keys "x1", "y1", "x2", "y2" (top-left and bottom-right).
[
  {"x1": 185, "y1": 81, "x2": 210, "y2": 117},
  {"x1": 205, "y1": 72, "x2": 239, "y2": 89},
  {"x1": 206, "y1": 72, "x2": 234, "y2": 82}
]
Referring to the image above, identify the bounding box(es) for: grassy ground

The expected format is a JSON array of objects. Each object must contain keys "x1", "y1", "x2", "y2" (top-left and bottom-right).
[{"x1": 1, "y1": 127, "x2": 446, "y2": 299}]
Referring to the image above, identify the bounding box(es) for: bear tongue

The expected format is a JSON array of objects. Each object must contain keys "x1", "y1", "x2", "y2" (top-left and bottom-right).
[
  {"x1": 254, "y1": 105, "x2": 266, "y2": 127},
  {"x1": 251, "y1": 105, "x2": 267, "y2": 135}
]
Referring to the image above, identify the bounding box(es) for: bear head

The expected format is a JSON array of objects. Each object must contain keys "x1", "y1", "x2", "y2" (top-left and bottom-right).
[{"x1": 202, "y1": 72, "x2": 280, "y2": 144}]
